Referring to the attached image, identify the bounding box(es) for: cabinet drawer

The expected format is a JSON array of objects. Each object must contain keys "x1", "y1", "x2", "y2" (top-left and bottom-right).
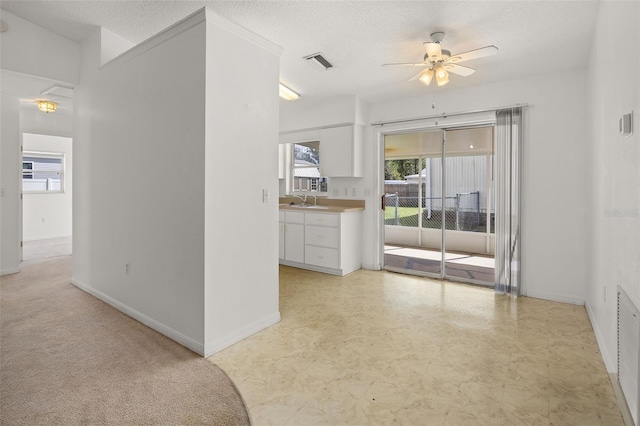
[
  {"x1": 305, "y1": 213, "x2": 339, "y2": 227},
  {"x1": 285, "y1": 211, "x2": 305, "y2": 224},
  {"x1": 305, "y1": 245, "x2": 339, "y2": 269},
  {"x1": 305, "y1": 225, "x2": 339, "y2": 248}
]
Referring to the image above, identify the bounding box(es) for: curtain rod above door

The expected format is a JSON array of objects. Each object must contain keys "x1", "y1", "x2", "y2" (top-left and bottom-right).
[{"x1": 371, "y1": 103, "x2": 529, "y2": 127}]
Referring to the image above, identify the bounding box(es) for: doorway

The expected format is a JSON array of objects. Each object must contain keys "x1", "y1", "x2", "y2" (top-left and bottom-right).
[
  {"x1": 20, "y1": 133, "x2": 73, "y2": 262},
  {"x1": 383, "y1": 126, "x2": 495, "y2": 286}
]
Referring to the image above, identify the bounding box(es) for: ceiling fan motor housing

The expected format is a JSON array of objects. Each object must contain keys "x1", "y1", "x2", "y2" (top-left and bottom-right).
[{"x1": 430, "y1": 32, "x2": 445, "y2": 43}]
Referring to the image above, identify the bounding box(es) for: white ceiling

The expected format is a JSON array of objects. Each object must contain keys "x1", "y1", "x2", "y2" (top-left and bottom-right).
[{"x1": 1, "y1": 0, "x2": 600, "y2": 103}]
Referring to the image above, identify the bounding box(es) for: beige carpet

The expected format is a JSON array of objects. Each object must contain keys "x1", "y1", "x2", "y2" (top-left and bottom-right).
[{"x1": 0, "y1": 256, "x2": 251, "y2": 425}]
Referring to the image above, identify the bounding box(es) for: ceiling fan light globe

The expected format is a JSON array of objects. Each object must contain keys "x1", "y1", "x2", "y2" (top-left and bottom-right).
[
  {"x1": 435, "y1": 65, "x2": 449, "y2": 86},
  {"x1": 419, "y1": 69, "x2": 434, "y2": 86}
]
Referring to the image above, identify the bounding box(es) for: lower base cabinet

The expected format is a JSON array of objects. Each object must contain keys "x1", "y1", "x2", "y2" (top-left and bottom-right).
[{"x1": 279, "y1": 209, "x2": 362, "y2": 276}]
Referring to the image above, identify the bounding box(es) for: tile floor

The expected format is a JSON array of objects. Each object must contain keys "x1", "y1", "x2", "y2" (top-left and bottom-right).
[
  {"x1": 22, "y1": 237, "x2": 72, "y2": 261},
  {"x1": 209, "y1": 266, "x2": 624, "y2": 425}
]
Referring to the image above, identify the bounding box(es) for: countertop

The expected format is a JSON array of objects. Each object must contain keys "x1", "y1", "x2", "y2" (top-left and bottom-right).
[
  {"x1": 279, "y1": 203, "x2": 364, "y2": 213},
  {"x1": 279, "y1": 197, "x2": 365, "y2": 213}
]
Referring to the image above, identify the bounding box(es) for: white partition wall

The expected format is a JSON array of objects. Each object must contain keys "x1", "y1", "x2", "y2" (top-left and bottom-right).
[{"x1": 73, "y1": 9, "x2": 281, "y2": 357}]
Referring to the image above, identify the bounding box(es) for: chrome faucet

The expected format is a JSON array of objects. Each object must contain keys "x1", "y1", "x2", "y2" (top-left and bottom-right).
[{"x1": 293, "y1": 194, "x2": 307, "y2": 205}]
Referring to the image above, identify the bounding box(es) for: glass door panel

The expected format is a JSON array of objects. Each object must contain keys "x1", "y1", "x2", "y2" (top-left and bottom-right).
[
  {"x1": 442, "y1": 127, "x2": 496, "y2": 285},
  {"x1": 383, "y1": 130, "x2": 443, "y2": 278}
]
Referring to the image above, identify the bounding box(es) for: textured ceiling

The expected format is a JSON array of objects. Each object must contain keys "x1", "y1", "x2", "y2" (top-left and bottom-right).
[{"x1": 1, "y1": 0, "x2": 601, "y2": 103}]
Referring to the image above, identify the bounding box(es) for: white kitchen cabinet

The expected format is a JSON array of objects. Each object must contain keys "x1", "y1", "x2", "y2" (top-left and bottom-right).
[
  {"x1": 279, "y1": 209, "x2": 362, "y2": 276},
  {"x1": 283, "y1": 211, "x2": 305, "y2": 264},
  {"x1": 320, "y1": 125, "x2": 363, "y2": 178}
]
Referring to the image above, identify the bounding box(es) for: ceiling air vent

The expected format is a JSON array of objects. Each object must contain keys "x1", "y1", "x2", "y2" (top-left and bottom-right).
[{"x1": 303, "y1": 53, "x2": 333, "y2": 70}]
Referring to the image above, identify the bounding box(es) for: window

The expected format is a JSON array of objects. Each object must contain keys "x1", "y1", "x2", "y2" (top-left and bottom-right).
[
  {"x1": 291, "y1": 141, "x2": 327, "y2": 193},
  {"x1": 22, "y1": 151, "x2": 64, "y2": 193}
]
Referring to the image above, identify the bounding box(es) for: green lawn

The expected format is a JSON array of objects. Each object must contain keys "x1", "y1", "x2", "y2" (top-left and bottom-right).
[{"x1": 384, "y1": 207, "x2": 443, "y2": 228}]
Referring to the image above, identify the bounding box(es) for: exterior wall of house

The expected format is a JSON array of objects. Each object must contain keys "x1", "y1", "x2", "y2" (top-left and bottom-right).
[{"x1": 586, "y1": 0, "x2": 640, "y2": 373}]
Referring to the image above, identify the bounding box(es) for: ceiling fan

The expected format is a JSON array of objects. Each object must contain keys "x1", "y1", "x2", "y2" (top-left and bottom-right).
[{"x1": 383, "y1": 32, "x2": 498, "y2": 87}]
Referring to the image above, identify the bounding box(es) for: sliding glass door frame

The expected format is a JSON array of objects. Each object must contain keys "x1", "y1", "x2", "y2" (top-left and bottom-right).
[{"x1": 379, "y1": 121, "x2": 499, "y2": 287}]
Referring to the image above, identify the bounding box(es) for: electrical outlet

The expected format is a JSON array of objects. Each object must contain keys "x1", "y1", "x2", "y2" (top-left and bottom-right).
[
  {"x1": 351, "y1": 188, "x2": 357, "y2": 196},
  {"x1": 332, "y1": 187, "x2": 339, "y2": 196},
  {"x1": 262, "y1": 189, "x2": 269, "y2": 203},
  {"x1": 343, "y1": 188, "x2": 348, "y2": 196},
  {"x1": 125, "y1": 262, "x2": 131, "y2": 275}
]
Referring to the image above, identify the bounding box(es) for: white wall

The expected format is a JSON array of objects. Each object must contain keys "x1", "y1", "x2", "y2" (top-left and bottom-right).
[
  {"x1": 73, "y1": 16, "x2": 208, "y2": 353},
  {"x1": 19, "y1": 103, "x2": 73, "y2": 138},
  {"x1": 0, "y1": 95, "x2": 21, "y2": 275},
  {"x1": 586, "y1": 0, "x2": 640, "y2": 373},
  {"x1": 22, "y1": 133, "x2": 72, "y2": 241},
  {"x1": 203, "y1": 11, "x2": 282, "y2": 355},
  {"x1": 0, "y1": 10, "x2": 80, "y2": 84},
  {"x1": 73, "y1": 9, "x2": 282, "y2": 357},
  {"x1": 1, "y1": 10, "x2": 78, "y2": 274},
  {"x1": 281, "y1": 70, "x2": 591, "y2": 302},
  {"x1": 368, "y1": 72, "x2": 590, "y2": 305}
]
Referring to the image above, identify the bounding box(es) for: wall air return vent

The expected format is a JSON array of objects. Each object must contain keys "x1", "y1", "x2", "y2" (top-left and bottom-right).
[
  {"x1": 618, "y1": 285, "x2": 640, "y2": 426},
  {"x1": 303, "y1": 53, "x2": 333, "y2": 70}
]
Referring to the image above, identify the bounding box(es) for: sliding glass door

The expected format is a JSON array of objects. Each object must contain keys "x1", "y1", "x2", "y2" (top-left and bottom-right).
[
  {"x1": 384, "y1": 130, "x2": 443, "y2": 277},
  {"x1": 383, "y1": 126, "x2": 497, "y2": 286}
]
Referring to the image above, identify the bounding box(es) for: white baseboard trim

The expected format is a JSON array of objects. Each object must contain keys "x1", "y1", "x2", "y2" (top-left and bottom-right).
[
  {"x1": 586, "y1": 301, "x2": 617, "y2": 373},
  {"x1": 1, "y1": 267, "x2": 20, "y2": 276},
  {"x1": 361, "y1": 262, "x2": 382, "y2": 271},
  {"x1": 526, "y1": 289, "x2": 585, "y2": 306},
  {"x1": 71, "y1": 277, "x2": 205, "y2": 356},
  {"x1": 204, "y1": 312, "x2": 281, "y2": 358}
]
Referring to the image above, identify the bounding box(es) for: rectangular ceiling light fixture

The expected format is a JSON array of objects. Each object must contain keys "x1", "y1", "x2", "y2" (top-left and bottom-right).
[
  {"x1": 41, "y1": 85, "x2": 74, "y2": 98},
  {"x1": 303, "y1": 53, "x2": 333, "y2": 70},
  {"x1": 279, "y1": 83, "x2": 300, "y2": 101}
]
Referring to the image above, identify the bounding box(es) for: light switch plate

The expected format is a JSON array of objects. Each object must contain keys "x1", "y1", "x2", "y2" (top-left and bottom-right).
[{"x1": 620, "y1": 112, "x2": 633, "y2": 136}]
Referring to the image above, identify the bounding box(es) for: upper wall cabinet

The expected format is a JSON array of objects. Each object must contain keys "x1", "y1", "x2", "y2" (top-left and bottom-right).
[
  {"x1": 320, "y1": 125, "x2": 363, "y2": 178},
  {"x1": 279, "y1": 124, "x2": 363, "y2": 178}
]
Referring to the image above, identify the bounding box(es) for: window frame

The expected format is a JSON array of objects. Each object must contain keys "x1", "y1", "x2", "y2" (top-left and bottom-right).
[
  {"x1": 289, "y1": 141, "x2": 327, "y2": 195},
  {"x1": 22, "y1": 150, "x2": 65, "y2": 194}
]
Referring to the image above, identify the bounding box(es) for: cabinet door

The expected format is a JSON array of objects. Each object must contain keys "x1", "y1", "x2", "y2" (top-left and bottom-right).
[
  {"x1": 320, "y1": 125, "x2": 362, "y2": 177},
  {"x1": 284, "y1": 223, "x2": 304, "y2": 263},
  {"x1": 320, "y1": 125, "x2": 353, "y2": 177},
  {"x1": 279, "y1": 222, "x2": 285, "y2": 259}
]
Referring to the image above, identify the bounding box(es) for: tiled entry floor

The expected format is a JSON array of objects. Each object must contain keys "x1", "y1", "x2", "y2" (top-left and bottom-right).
[
  {"x1": 22, "y1": 237, "x2": 72, "y2": 261},
  {"x1": 210, "y1": 265, "x2": 623, "y2": 425},
  {"x1": 385, "y1": 244, "x2": 495, "y2": 283}
]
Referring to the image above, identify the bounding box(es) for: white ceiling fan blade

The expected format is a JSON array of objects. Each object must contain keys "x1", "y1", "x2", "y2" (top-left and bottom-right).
[
  {"x1": 447, "y1": 45, "x2": 498, "y2": 63},
  {"x1": 445, "y1": 63, "x2": 476, "y2": 76},
  {"x1": 408, "y1": 69, "x2": 427, "y2": 81},
  {"x1": 382, "y1": 62, "x2": 428, "y2": 67},
  {"x1": 423, "y1": 42, "x2": 442, "y2": 60}
]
